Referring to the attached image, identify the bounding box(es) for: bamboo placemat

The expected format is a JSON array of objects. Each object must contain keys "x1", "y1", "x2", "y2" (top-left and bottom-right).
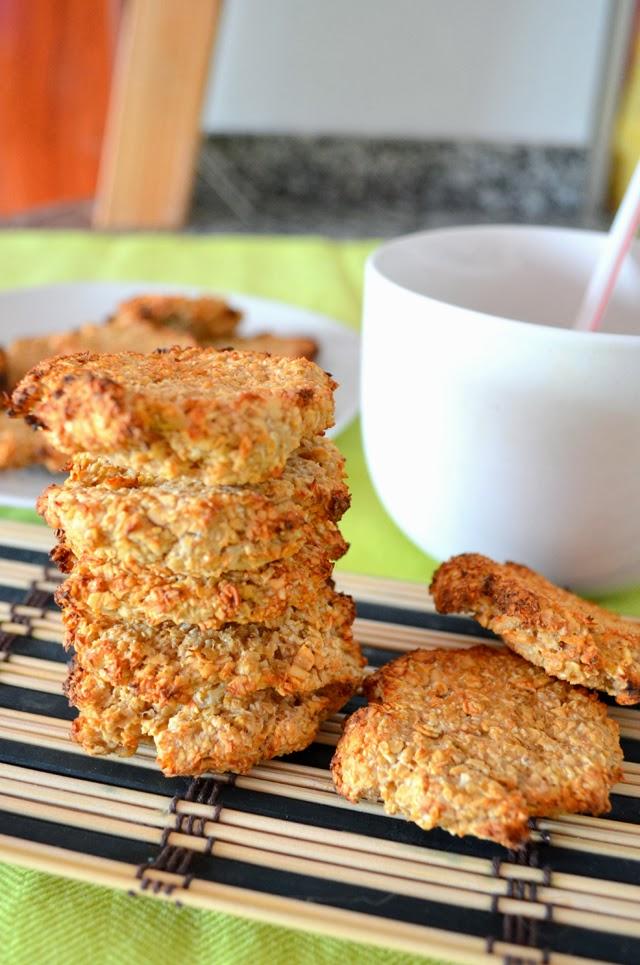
[{"x1": 0, "y1": 521, "x2": 638, "y2": 965}]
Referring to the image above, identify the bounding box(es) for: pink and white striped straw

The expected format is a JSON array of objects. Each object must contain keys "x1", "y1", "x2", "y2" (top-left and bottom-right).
[{"x1": 574, "y1": 156, "x2": 640, "y2": 333}]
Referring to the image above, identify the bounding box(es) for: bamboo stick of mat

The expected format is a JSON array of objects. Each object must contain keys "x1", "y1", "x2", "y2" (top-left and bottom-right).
[
  {"x1": 0, "y1": 787, "x2": 639, "y2": 941},
  {"x1": 0, "y1": 709, "x2": 638, "y2": 858},
  {"x1": 0, "y1": 835, "x2": 518, "y2": 965},
  {"x1": 0, "y1": 520, "x2": 55, "y2": 553},
  {"x1": 2, "y1": 761, "x2": 640, "y2": 919}
]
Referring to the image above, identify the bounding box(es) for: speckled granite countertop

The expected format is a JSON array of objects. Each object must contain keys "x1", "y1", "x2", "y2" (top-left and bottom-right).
[
  {"x1": 1, "y1": 135, "x2": 609, "y2": 235},
  {"x1": 190, "y1": 136, "x2": 608, "y2": 236}
]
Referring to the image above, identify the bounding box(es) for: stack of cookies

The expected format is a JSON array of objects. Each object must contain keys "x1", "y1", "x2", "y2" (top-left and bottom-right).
[{"x1": 13, "y1": 346, "x2": 363, "y2": 776}]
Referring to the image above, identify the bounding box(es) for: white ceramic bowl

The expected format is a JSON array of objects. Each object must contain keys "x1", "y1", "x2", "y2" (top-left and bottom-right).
[{"x1": 362, "y1": 225, "x2": 640, "y2": 592}]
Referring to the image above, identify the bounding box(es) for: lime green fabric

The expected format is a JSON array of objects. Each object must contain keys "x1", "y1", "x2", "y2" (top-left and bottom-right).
[
  {"x1": 0, "y1": 230, "x2": 638, "y2": 965},
  {"x1": 0, "y1": 864, "x2": 447, "y2": 965}
]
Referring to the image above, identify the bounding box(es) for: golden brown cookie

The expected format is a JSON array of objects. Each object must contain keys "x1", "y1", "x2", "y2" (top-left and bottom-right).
[
  {"x1": 210, "y1": 333, "x2": 318, "y2": 360},
  {"x1": 430, "y1": 553, "x2": 640, "y2": 705},
  {"x1": 112, "y1": 294, "x2": 241, "y2": 343},
  {"x1": 0, "y1": 319, "x2": 196, "y2": 470},
  {"x1": 5, "y1": 316, "x2": 195, "y2": 389},
  {"x1": 39, "y1": 437, "x2": 349, "y2": 575},
  {"x1": 332, "y1": 646, "x2": 622, "y2": 848},
  {"x1": 55, "y1": 531, "x2": 347, "y2": 629},
  {"x1": 67, "y1": 665, "x2": 356, "y2": 776},
  {"x1": 11, "y1": 347, "x2": 336, "y2": 485},
  {"x1": 65, "y1": 593, "x2": 361, "y2": 701}
]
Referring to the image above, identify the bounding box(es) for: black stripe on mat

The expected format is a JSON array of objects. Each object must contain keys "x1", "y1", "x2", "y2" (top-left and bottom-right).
[
  {"x1": 0, "y1": 739, "x2": 192, "y2": 797},
  {"x1": 0, "y1": 684, "x2": 73, "y2": 720},
  {"x1": 0, "y1": 732, "x2": 638, "y2": 891},
  {"x1": 0, "y1": 805, "x2": 498, "y2": 939},
  {"x1": 10, "y1": 637, "x2": 66, "y2": 663},
  {"x1": 1, "y1": 803, "x2": 638, "y2": 965},
  {"x1": 0, "y1": 585, "x2": 52, "y2": 606},
  {"x1": 355, "y1": 600, "x2": 497, "y2": 636},
  {"x1": 0, "y1": 544, "x2": 51, "y2": 567}
]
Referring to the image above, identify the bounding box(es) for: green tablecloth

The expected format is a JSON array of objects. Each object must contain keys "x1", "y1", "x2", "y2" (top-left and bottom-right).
[{"x1": 0, "y1": 230, "x2": 638, "y2": 964}]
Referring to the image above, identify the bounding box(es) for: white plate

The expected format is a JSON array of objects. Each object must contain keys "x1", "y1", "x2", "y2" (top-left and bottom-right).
[{"x1": 0, "y1": 281, "x2": 360, "y2": 509}]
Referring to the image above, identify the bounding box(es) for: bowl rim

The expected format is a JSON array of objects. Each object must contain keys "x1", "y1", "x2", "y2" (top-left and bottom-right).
[{"x1": 367, "y1": 223, "x2": 640, "y2": 346}]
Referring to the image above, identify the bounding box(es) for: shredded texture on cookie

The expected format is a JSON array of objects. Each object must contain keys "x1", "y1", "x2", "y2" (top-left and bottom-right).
[
  {"x1": 430, "y1": 553, "x2": 640, "y2": 705},
  {"x1": 39, "y1": 438, "x2": 349, "y2": 575},
  {"x1": 332, "y1": 646, "x2": 622, "y2": 848},
  {"x1": 10, "y1": 347, "x2": 336, "y2": 484},
  {"x1": 68, "y1": 668, "x2": 356, "y2": 776},
  {"x1": 56, "y1": 532, "x2": 347, "y2": 629},
  {"x1": 64, "y1": 593, "x2": 361, "y2": 700}
]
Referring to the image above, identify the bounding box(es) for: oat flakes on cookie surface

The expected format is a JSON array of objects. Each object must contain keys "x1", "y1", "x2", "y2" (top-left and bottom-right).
[
  {"x1": 10, "y1": 347, "x2": 336, "y2": 485},
  {"x1": 430, "y1": 553, "x2": 640, "y2": 705},
  {"x1": 113, "y1": 294, "x2": 242, "y2": 342},
  {"x1": 38, "y1": 437, "x2": 349, "y2": 575},
  {"x1": 67, "y1": 665, "x2": 355, "y2": 776},
  {"x1": 332, "y1": 646, "x2": 622, "y2": 848},
  {"x1": 56, "y1": 531, "x2": 347, "y2": 630},
  {"x1": 63, "y1": 593, "x2": 361, "y2": 701}
]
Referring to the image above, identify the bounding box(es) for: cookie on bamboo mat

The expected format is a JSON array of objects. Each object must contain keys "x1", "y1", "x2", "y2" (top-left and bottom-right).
[
  {"x1": 64, "y1": 592, "x2": 362, "y2": 700},
  {"x1": 55, "y1": 529, "x2": 347, "y2": 630},
  {"x1": 331, "y1": 647, "x2": 622, "y2": 848},
  {"x1": 67, "y1": 664, "x2": 357, "y2": 777},
  {"x1": 430, "y1": 553, "x2": 640, "y2": 705},
  {"x1": 10, "y1": 346, "x2": 336, "y2": 485},
  {"x1": 39, "y1": 437, "x2": 349, "y2": 576}
]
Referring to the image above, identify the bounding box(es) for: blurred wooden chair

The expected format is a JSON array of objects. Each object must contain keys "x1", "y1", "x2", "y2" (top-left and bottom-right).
[
  {"x1": 0, "y1": 0, "x2": 221, "y2": 229},
  {"x1": 94, "y1": 0, "x2": 222, "y2": 229}
]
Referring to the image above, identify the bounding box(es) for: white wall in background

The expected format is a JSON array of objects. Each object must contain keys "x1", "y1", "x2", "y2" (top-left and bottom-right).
[{"x1": 202, "y1": 0, "x2": 610, "y2": 145}]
